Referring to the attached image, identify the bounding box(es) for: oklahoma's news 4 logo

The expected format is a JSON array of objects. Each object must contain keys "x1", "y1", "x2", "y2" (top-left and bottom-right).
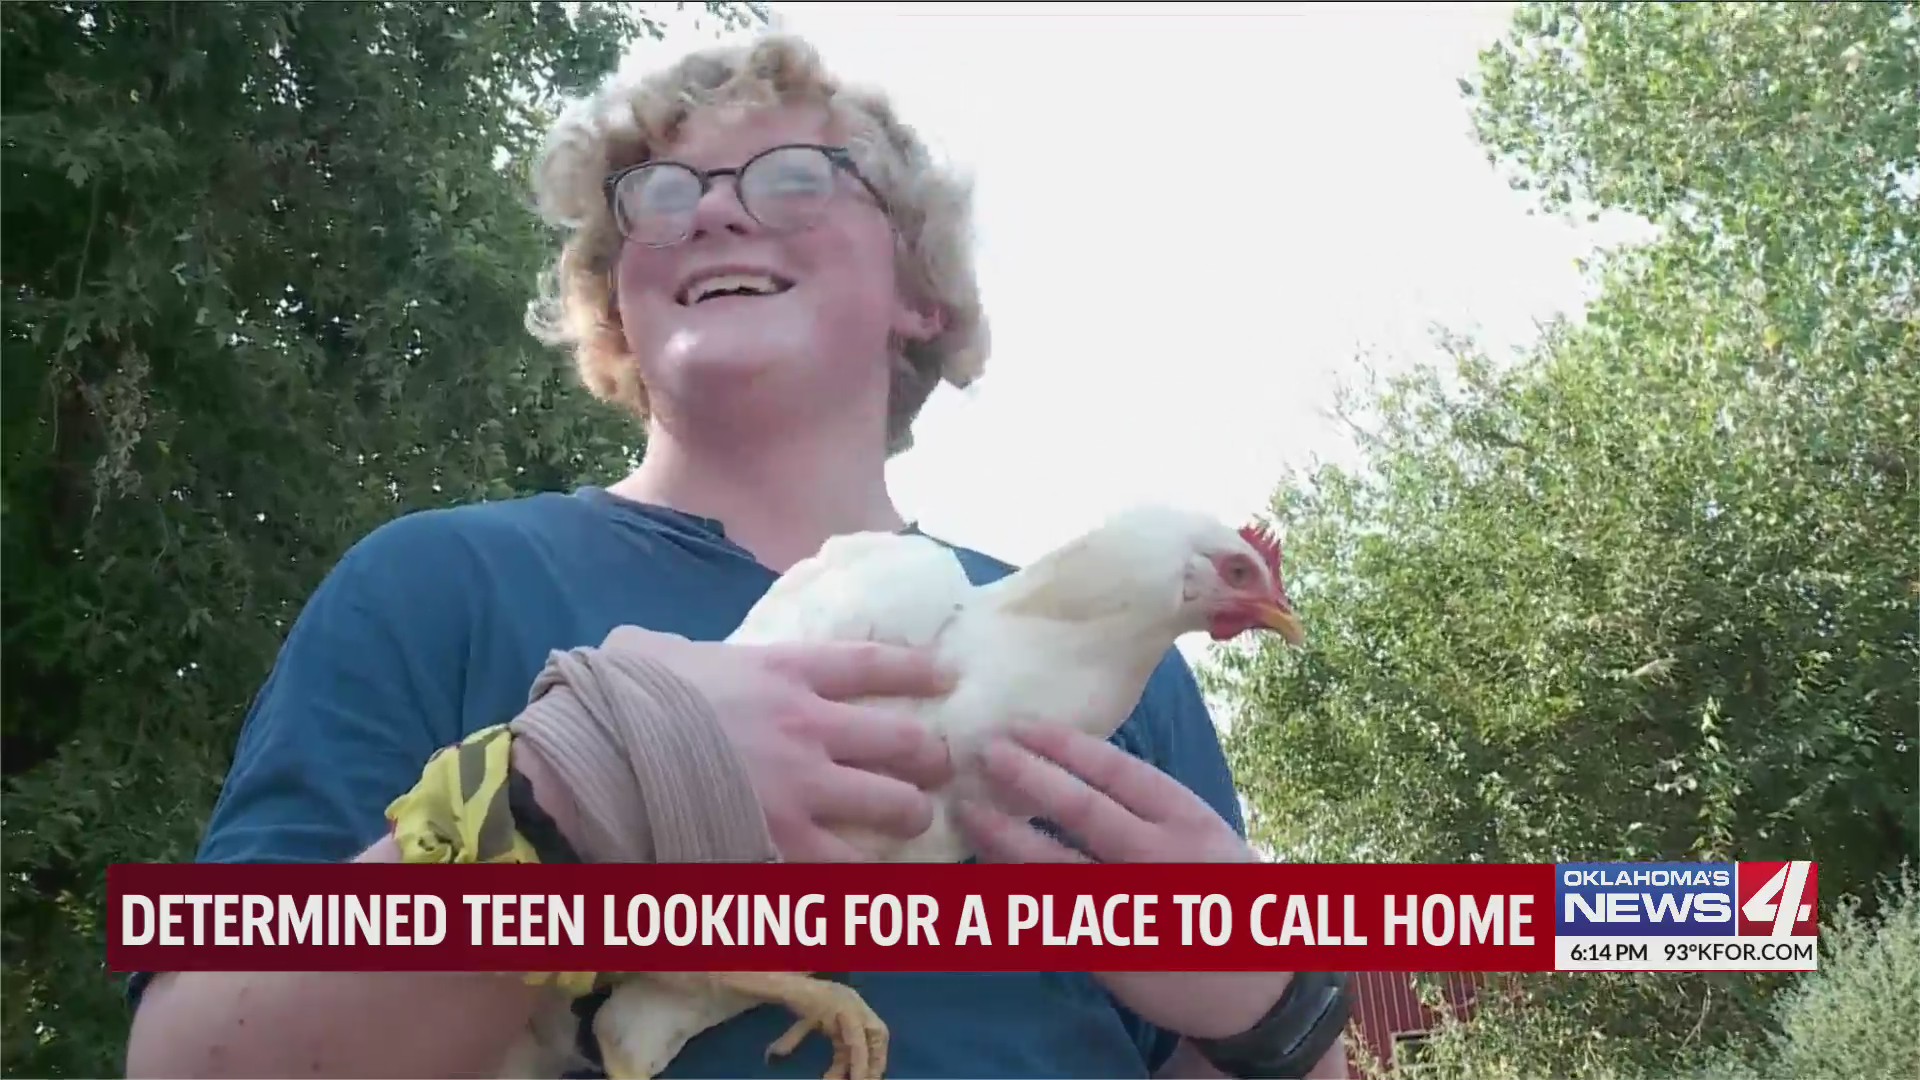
[
  {"x1": 1556, "y1": 859, "x2": 1819, "y2": 937},
  {"x1": 1736, "y1": 861, "x2": 1819, "y2": 938}
]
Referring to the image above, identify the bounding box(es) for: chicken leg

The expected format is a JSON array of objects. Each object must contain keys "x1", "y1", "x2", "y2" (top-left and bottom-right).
[
  {"x1": 594, "y1": 971, "x2": 888, "y2": 1080},
  {"x1": 742, "y1": 972, "x2": 889, "y2": 1080}
]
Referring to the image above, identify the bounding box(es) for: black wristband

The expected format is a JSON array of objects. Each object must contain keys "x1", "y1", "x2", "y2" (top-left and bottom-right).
[
  {"x1": 507, "y1": 764, "x2": 584, "y2": 865},
  {"x1": 1188, "y1": 971, "x2": 1353, "y2": 1079}
]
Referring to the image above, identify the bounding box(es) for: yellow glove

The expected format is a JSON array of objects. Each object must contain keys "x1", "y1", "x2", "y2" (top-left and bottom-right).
[{"x1": 385, "y1": 723, "x2": 598, "y2": 998}]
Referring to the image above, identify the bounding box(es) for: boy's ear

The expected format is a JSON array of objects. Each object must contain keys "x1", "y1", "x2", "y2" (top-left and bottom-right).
[{"x1": 894, "y1": 298, "x2": 948, "y2": 344}]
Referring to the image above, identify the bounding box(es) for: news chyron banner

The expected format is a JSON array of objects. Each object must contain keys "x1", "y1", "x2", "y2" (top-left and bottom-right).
[{"x1": 105, "y1": 862, "x2": 1819, "y2": 976}]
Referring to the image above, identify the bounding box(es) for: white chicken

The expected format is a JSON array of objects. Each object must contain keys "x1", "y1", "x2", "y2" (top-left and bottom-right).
[{"x1": 505, "y1": 503, "x2": 1304, "y2": 1080}]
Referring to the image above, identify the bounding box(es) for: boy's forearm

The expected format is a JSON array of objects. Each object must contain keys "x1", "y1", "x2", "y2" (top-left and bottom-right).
[{"x1": 124, "y1": 835, "x2": 551, "y2": 1080}]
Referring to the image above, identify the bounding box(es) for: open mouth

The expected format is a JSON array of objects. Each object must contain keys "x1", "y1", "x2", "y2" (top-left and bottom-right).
[{"x1": 676, "y1": 272, "x2": 796, "y2": 306}]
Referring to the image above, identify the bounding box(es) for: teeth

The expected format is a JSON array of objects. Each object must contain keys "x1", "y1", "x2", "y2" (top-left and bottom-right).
[{"x1": 685, "y1": 273, "x2": 784, "y2": 304}]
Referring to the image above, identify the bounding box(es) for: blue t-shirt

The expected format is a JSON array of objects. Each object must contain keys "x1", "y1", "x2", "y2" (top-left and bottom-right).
[{"x1": 130, "y1": 487, "x2": 1246, "y2": 1078}]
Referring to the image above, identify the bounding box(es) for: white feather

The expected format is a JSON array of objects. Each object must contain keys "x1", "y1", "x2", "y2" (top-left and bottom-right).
[{"x1": 727, "y1": 531, "x2": 976, "y2": 651}]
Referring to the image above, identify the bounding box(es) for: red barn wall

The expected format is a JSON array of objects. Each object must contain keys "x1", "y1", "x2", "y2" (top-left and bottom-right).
[{"x1": 1345, "y1": 971, "x2": 1482, "y2": 1073}]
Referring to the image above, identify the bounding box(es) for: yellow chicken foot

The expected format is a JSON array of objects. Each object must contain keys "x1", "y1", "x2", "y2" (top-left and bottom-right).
[{"x1": 707, "y1": 971, "x2": 889, "y2": 1080}]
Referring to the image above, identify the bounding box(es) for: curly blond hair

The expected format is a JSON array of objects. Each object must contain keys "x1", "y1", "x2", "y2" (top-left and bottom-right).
[{"x1": 524, "y1": 33, "x2": 989, "y2": 455}]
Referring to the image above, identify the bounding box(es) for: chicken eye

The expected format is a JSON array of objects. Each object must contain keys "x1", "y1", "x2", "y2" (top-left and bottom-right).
[{"x1": 1224, "y1": 559, "x2": 1252, "y2": 587}]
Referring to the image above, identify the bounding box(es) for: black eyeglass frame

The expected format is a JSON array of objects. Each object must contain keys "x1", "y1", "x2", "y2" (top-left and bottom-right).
[{"x1": 602, "y1": 143, "x2": 890, "y2": 247}]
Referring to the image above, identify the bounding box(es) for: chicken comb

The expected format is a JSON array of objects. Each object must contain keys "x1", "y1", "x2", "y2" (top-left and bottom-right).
[{"x1": 1239, "y1": 521, "x2": 1284, "y2": 582}]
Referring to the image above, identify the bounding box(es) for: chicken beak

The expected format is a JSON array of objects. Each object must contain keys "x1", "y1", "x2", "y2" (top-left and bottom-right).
[{"x1": 1257, "y1": 601, "x2": 1306, "y2": 646}]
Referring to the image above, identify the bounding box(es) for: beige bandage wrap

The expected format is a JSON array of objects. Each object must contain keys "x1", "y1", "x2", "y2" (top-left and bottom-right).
[{"x1": 509, "y1": 644, "x2": 778, "y2": 865}]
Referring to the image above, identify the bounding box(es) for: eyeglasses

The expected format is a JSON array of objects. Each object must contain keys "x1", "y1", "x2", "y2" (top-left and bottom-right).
[{"x1": 603, "y1": 143, "x2": 888, "y2": 247}]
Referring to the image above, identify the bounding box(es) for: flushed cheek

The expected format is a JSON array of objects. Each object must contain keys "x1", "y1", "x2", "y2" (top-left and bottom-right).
[
  {"x1": 614, "y1": 248, "x2": 681, "y2": 309},
  {"x1": 795, "y1": 216, "x2": 897, "y2": 292},
  {"x1": 612, "y1": 285, "x2": 674, "y2": 353}
]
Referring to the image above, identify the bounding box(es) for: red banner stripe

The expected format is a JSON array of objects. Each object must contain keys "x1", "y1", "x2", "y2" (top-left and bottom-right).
[{"x1": 108, "y1": 862, "x2": 1558, "y2": 974}]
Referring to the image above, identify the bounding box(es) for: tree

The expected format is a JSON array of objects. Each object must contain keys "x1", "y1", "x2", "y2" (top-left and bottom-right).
[
  {"x1": 0, "y1": 3, "x2": 761, "y2": 1074},
  {"x1": 1207, "y1": 1, "x2": 1917, "y2": 1071}
]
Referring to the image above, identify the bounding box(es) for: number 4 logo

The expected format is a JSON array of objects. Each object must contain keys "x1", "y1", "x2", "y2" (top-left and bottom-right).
[{"x1": 1742, "y1": 861, "x2": 1814, "y2": 936}]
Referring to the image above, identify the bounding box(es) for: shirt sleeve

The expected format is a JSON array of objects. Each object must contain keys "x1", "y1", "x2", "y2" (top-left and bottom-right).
[
  {"x1": 1142, "y1": 648, "x2": 1247, "y2": 838},
  {"x1": 126, "y1": 510, "x2": 478, "y2": 1007},
  {"x1": 196, "y1": 510, "x2": 479, "y2": 866}
]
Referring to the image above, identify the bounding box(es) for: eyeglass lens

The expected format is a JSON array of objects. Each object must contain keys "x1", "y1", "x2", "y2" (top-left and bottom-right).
[{"x1": 613, "y1": 145, "x2": 840, "y2": 245}]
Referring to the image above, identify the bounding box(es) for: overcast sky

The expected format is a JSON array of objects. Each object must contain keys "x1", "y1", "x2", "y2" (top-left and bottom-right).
[{"x1": 628, "y1": 2, "x2": 1652, "y2": 658}]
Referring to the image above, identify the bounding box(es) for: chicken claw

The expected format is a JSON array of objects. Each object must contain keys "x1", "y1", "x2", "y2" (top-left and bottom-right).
[{"x1": 709, "y1": 972, "x2": 889, "y2": 1080}]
